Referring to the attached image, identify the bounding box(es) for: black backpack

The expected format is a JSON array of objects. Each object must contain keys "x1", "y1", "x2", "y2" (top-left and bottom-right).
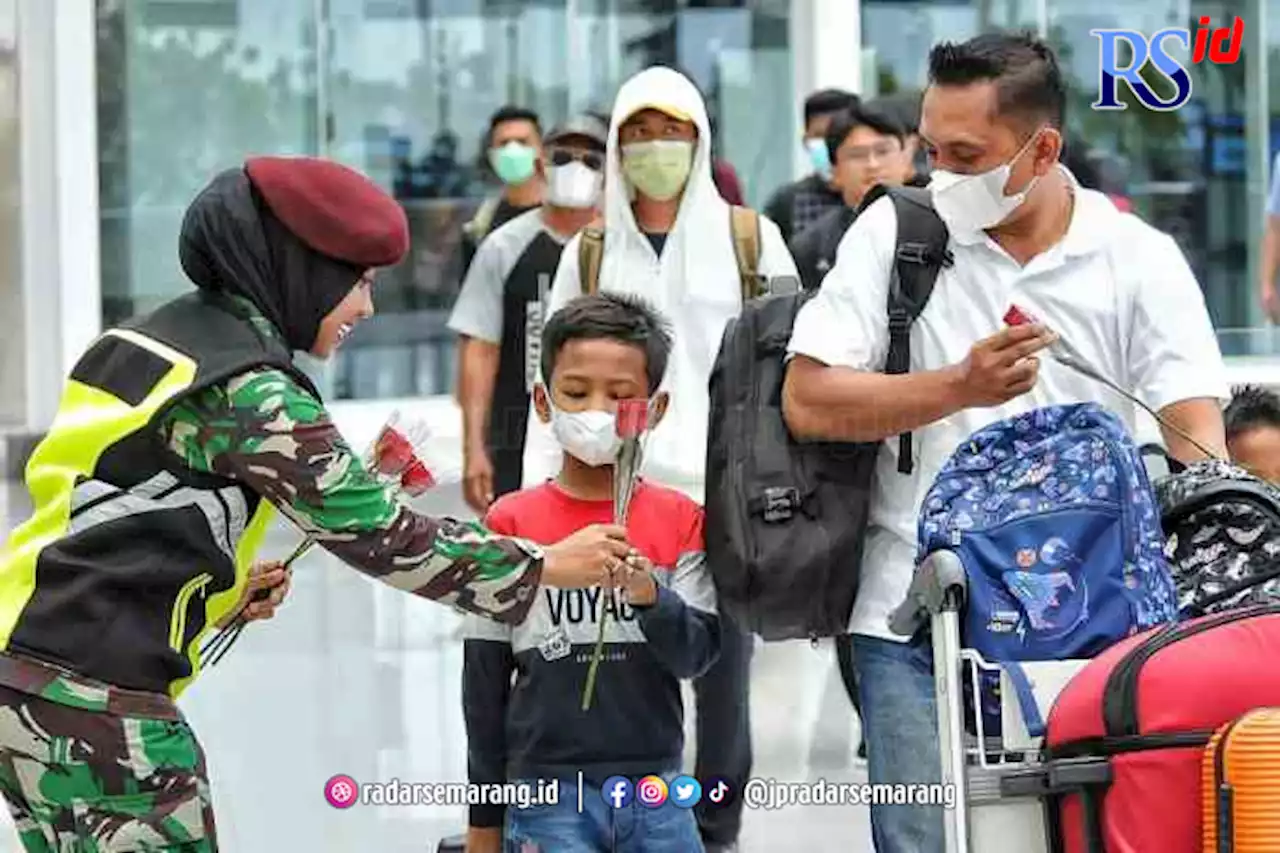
[
  {"x1": 704, "y1": 185, "x2": 951, "y2": 642},
  {"x1": 1143, "y1": 452, "x2": 1280, "y2": 617}
]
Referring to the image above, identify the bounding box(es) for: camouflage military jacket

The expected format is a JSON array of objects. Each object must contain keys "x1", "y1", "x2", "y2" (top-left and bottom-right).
[{"x1": 159, "y1": 296, "x2": 542, "y2": 625}]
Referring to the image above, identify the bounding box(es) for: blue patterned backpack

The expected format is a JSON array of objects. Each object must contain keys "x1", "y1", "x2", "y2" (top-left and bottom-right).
[{"x1": 917, "y1": 403, "x2": 1178, "y2": 664}]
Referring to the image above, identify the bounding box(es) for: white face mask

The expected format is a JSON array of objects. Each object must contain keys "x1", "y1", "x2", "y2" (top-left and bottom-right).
[
  {"x1": 546, "y1": 161, "x2": 603, "y2": 209},
  {"x1": 549, "y1": 406, "x2": 621, "y2": 467},
  {"x1": 929, "y1": 130, "x2": 1044, "y2": 233}
]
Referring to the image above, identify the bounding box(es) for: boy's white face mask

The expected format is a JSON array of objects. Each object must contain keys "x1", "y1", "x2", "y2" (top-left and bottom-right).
[{"x1": 550, "y1": 407, "x2": 621, "y2": 467}]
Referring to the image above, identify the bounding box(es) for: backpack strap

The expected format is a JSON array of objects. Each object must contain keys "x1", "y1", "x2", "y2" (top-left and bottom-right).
[
  {"x1": 729, "y1": 205, "x2": 762, "y2": 301},
  {"x1": 462, "y1": 196, "x2": 501, "y2": 241},
  {"x1": 859, "y1": 183, "x2": 952, "y2": 475},
  {"x1": 578, "y1": 208, "x2": 760, "y2": 298},
  {"x1": 578, "y1": 219, "x2": 605, "y2": 295}
]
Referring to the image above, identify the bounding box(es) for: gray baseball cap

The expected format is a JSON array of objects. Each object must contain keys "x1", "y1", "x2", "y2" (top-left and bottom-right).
[{"x1": 545, "y1": 114, "x2": 609, "y2": 149}]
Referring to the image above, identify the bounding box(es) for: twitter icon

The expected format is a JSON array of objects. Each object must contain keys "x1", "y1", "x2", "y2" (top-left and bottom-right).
[{"x1": 670, "y1": 775, "x2": 702, "y2": 809}]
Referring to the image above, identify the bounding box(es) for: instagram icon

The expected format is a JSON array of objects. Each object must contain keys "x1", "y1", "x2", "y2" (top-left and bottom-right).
[{"x1": 636, "y1": 775, "x2": 668, "y2": 808}]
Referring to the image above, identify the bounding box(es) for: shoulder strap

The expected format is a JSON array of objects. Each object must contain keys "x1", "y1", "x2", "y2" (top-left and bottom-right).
[
  {"x1": 729, "y1": 205, "x2": 762, "y2": 301},
  {"x1": 578, "y1": 220, "x2": 605, "y2": 295},
  {"x1": 463, "y1": 196, "x2": 501, "y2": 240},
  {"x1": 866, "y1": 184, "x2": 951, "y2": 475}
]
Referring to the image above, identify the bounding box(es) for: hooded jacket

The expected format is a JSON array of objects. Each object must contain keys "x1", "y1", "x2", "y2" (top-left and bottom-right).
[{"x1": 520, "y1": 67, "x2": 798, "y2": 501}]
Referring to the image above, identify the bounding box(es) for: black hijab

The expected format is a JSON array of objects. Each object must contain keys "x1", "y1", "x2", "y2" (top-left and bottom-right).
[{"x1": 178, "y1": 167, "x2": 365, "y2": 352}]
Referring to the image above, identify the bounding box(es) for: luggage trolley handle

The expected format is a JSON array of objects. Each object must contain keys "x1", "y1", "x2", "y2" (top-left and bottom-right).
[{"x1": 890, "y1": 550, "x2": 970, "y2": 853}]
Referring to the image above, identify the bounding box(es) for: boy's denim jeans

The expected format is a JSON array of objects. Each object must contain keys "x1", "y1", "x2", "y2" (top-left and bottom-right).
[
  {"x1": 851, "y1": 633, "x2": 945, "y2": 853},
  {"x1": 505, "y1": 776, "x2": 704, "y2": 853}
]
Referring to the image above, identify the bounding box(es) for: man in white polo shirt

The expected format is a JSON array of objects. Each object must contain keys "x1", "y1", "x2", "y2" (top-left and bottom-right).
[{"x1": 782, "y1": 33, "x2": 1228, "y2": 853}]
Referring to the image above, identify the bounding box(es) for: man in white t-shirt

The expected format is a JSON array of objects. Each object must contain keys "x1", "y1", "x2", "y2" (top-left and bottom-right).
[{"x1": 782, "y1": 33, "x2": 1228, "y2": 852}]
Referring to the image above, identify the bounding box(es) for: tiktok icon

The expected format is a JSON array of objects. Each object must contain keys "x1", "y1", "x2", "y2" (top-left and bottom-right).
[{"x1": 703, "y1": 777, "x2": 735, "y2": 810}]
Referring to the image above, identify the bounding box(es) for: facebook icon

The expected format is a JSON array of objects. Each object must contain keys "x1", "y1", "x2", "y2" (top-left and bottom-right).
[{"x1": 601, "y1": 776, "x2": 633, "y2": 809}]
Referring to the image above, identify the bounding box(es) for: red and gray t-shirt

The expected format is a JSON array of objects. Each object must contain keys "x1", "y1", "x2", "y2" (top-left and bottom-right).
[{"x1": 461, "y1": 480, "x2": 719, "y2": 827}]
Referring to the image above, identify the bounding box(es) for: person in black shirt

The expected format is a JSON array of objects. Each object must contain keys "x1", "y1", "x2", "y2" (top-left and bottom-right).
[
  {"x1": 449, "y1": 114, "x2": 609, "y2": 514},
  {"x1": 460, "y1": 106, "x2": 547, "y2": 274},
  {"x1": 762, "y1": 88, "x2": 859, "y2": 243},
  {"x1": 790, "y1": 104, "x2": 924, "y2": 292}
]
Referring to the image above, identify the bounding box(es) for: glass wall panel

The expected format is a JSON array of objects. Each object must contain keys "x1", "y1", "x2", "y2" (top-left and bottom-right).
[
  {"x1": 96, "y1": 0, "x2": 794, "y2": 401},
  {"x1": 862, "y1": 0, "x2": 1278, "y2": 356},
  {"x1": 96, "y1": 0, "x2": 321, "y2": 326},
  {"x1": 0, "y1": 0, "x2": 19, "y2": 425},
  {"x1": 324, "y1": 0, "x2": 792, "y2": 400}
]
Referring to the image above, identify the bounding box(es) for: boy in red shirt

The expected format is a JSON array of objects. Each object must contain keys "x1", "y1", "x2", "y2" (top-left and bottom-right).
[{"x1": 463, "y1": 293, "x2": 720, "y2": 853}]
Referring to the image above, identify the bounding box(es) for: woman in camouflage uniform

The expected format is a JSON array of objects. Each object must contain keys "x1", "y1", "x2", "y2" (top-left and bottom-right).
[{"x1": 0, "y1": 157, "x2": 631, "y2": 851}]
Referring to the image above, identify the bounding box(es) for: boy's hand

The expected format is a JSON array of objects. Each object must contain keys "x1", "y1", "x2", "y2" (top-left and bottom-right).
[
  {"x1": 613, "y1": 553, "x2": 658, "y2": 606},
  {"x1": 541, "y1": 524, "x2": 634, "y2": 588},
  {"x1": 466, "y1": 826, "x2": 502, "y2": 853},
  {"x1": 216, "y1": 561, "x2": 292, "y2": 628}
]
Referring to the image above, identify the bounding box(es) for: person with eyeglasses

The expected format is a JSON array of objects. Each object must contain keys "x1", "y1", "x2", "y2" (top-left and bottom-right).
[
  {"x1": 449, "y1": 114, "x2": 610, "y2": 515},
  {"x1": 790, "y1": 103, "x2": 924, "y2": 292},
  {"x1": 763, "y1": 88, "x2": 860, "y2": 244}
]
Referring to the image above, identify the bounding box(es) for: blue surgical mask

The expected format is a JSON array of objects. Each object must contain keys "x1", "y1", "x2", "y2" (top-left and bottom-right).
[
  {"x1": 489, "y1": 142, "x2": 537, "y2": 186},
  {"x1": 805, "y1": 138, "x2": 832, "y2": 178}
]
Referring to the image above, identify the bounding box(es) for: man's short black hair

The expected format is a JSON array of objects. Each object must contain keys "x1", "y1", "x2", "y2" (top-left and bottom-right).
[
  {"x1": 1225, "y1": 384, "x2": 1280, "y2": 442},
  {"x1": 487, "y1": 105, "x2": 542, "y2": 145},
  {"x1": 541, "y1": 293, "x2": 673, "y2": 394},
  {"x1": 825, "y1": 104, "x2": 907, "y2": 163},
  {"x1": 804, "y1": 89, "x2": 859, "y2": 126},
  {"x1": 927, "y1": 32, "x2": 1066, "y2": 130}
]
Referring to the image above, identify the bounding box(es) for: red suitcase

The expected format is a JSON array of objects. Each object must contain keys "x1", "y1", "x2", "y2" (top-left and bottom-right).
[{"x1": 1042, "y1": 603, "x2": 1280, "y2": 853}]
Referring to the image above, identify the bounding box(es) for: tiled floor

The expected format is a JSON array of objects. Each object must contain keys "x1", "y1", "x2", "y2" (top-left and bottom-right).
[{"x1": 0, "y1": 481, "x2": 874, "y2": 852}]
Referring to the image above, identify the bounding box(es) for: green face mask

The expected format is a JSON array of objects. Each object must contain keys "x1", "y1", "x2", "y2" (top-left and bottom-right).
[
  {"x1": 489, "y1": 142, "x2": 537, "y2": 186},
  {"x1": 620, "y1": 140, "x2": 694, "y2": 201}
]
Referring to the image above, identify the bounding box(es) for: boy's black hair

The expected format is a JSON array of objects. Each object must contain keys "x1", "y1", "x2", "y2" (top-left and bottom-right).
[
  {"x1": 541, "y1": 293, "x2": 673, "y2": 394},
  {"x1": 825, "y1": 104, "x2": 908, "y2": 163},
  {"x1": 1225, "y1": 384, "x2": 1280, "y2": 442},
  {"x1": 487, "y1": 105, "x2": 542, "y2": 146},
  {"x1": 804, "y1": 88, "x2": 859, "y2": 127},
  {"x1": 927, "y1": 31, "x2": 1066, "y2": 130}
]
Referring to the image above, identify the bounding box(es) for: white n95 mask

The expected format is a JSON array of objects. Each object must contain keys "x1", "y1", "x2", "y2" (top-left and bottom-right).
[
  {"x1": 550, "y1": 407, "x2": 621, "y2": 467},
  {"x1": 929, "y1": 129, "x2": 1044, "y2": 233},
  {"x1": 546, "y1": 162, "x2": 603, "y2": 209}
]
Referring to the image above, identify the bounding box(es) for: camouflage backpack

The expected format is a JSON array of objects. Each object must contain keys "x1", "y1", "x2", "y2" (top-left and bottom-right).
[{"x1": 1150, "y1": 455, "x2": 1280, "y2": 617}]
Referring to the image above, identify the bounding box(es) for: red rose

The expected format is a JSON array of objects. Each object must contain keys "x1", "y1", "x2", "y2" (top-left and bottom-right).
[
  {"x1": 615, "y1": 399, "x2": 650, "y2": 439},
  {"x1": 1003, "y1": 304, "x2": 1040, "y2": 327},
  {"x1": 400, "y1": 459, "x2": 436, "y2": 496},
  {"x1": 373, "y1": 427, "x2": 414, "y2": 477}
]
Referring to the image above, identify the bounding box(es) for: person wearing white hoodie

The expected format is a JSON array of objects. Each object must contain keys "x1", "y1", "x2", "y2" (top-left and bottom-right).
[{"x1": 521, "y1": 67, "x2": 798, "y2": 852}]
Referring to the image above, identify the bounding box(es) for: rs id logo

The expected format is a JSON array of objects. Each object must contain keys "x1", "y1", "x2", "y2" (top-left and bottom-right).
[{"x1": 1092, "y1": 16, "x2": 1244, "y2": 111}]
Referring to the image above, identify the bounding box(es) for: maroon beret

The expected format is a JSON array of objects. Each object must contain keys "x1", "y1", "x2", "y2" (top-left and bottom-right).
[{"x1": 244, "y1": 156, "x2": 409, "y2": 268}]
